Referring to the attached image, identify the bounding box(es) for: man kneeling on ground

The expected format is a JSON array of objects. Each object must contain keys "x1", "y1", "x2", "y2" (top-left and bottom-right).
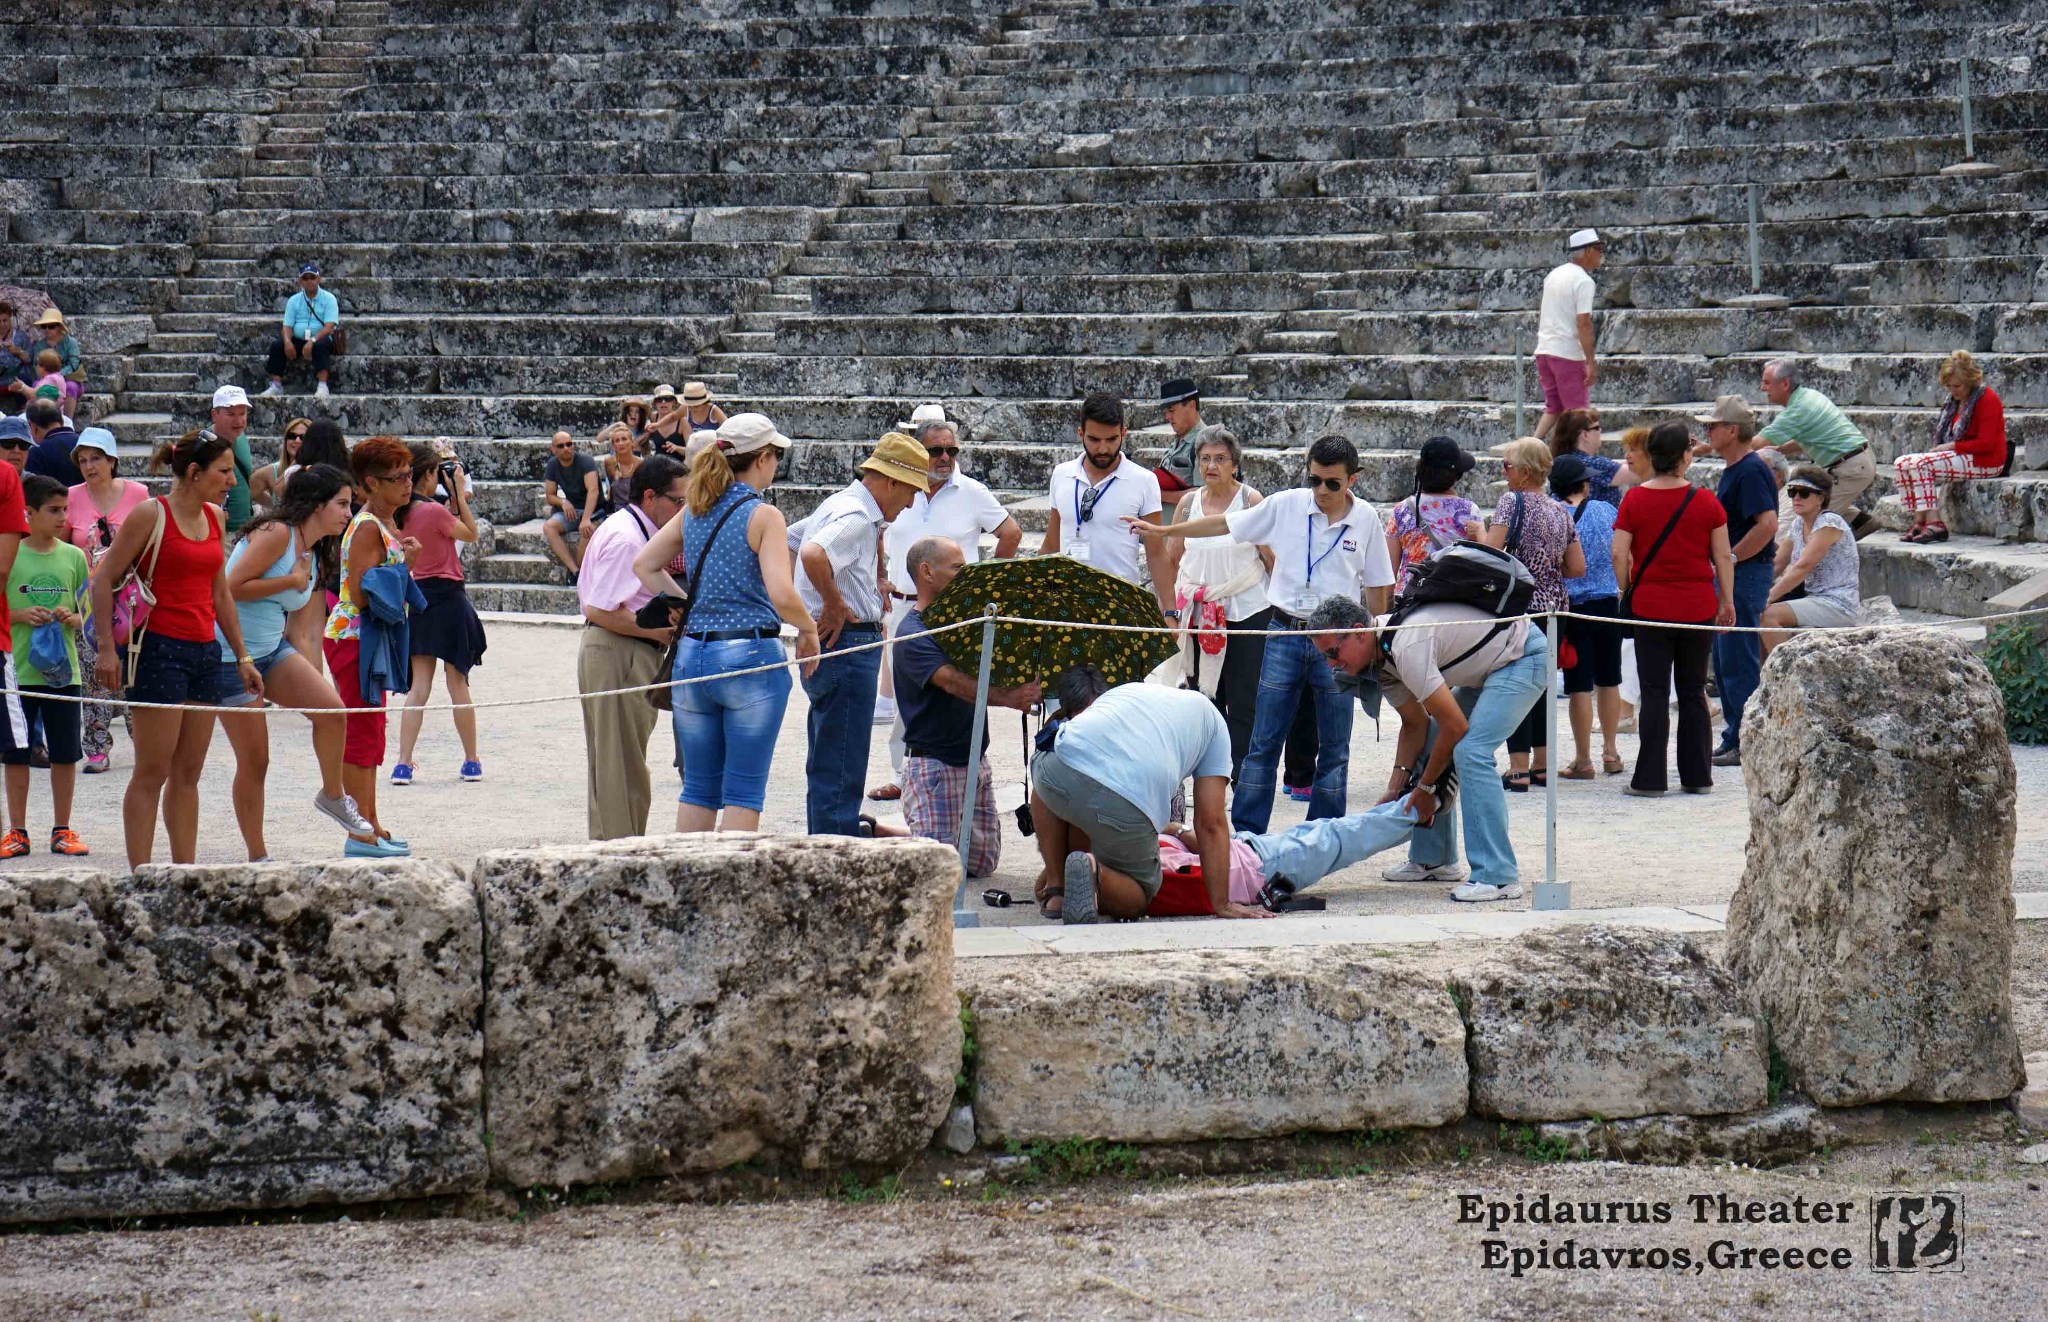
[
  {"x1": 1029, "y1": 665, "x2": 1272, "y2": 922},
  {"x1": 1309, "y1": 594, "x2": 1548, "y2": 904}
]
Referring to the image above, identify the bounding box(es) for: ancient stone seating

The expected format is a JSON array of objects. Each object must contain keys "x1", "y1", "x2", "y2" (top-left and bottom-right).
[{"x1": 15, "y1": 0, "x2": 2044, "y2": 616}]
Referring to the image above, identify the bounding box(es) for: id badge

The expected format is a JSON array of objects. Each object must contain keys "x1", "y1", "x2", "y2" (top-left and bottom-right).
[
  {"x1": 1291, "y1": 591, "x2": 1319, "y2": 619},
  {"x1": 1068, "y1": 539, "x2": 1094, "y2": 564}
]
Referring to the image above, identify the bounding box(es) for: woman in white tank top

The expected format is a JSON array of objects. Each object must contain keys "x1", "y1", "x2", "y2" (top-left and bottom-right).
[{"x1": 1165, "y1": 428, "x2": 1274, "y2": 780}]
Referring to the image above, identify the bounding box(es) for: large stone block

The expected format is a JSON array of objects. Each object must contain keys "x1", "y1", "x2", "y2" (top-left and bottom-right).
[
  {"x1": 1450, "y1": 927, "x2": 1768, "y2": 1122},
  {"x1": 481, "y1": 835, "x2": 961, "y2": 1188},
  {"x1": 1728, "y1": 629, "x2": 2026, "y2": 1106},
  {"x1": 966, "y1": 949, "x2": 1468, "y2": 1145},
  {"x1": 0, "y1": 862, "x2": 485, "y2": 1224}
]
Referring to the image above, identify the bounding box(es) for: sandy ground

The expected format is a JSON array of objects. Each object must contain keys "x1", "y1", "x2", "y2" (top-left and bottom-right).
[{"x1": 9, "y1": 621, "x2": 2045, "y2": 926}]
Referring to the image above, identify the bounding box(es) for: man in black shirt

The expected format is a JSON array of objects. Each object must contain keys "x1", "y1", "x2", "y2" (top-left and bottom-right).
[{"x1": 893, "y1": 535, "x2": 1039, "y2": 876}]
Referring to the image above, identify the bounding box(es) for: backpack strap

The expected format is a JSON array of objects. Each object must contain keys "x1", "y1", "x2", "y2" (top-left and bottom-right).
[
  {"x1": 675, "y1": 493, "x2": 757, "y2": 633},
  {"x1": 1505, "y1": 492, "x2": 1527, "y2": 556}
]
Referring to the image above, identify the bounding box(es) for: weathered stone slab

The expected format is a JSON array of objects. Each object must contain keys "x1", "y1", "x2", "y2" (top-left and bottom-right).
[
  {"x1": 1728, "y1": 629, "x2": 2026, "y2": 1106},
  {"x1": 481, "y1": 835, "x2": 961, "y2": 1188},
  {"x1": 966, "y1": 949, "x2": 1467, "y2": 1145},
  {"x1": 1531, "y1": 1103, "x2": 1833, "y2": 1167},
  {"x1": 1450, "y1": 926, "x2": 1768, "y2": 1122},
  {"x1": 0, "y1": 862, "x2": 484, "y2": 1224}
]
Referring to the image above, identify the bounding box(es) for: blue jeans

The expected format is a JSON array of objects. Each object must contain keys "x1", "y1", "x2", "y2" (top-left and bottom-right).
[
  {"x1": 1713, "y1": 560, "x2": 1772, "y2": 750},
  {"x1": 1233, "y1": 630, "x2": 1352, "y2": 833},
  {"x1": 1244, "y1": 797, "x2": 1424, "y2": 888},
  {"x1": 673, "y1": 635, "x2": 791, "y2": 813},
  {"x1": 1406, "y1": 626, "x2": 1549, "y2": 889},
  {"x1": 801, "y1": 627, "x2": 883, "y2": 835}
]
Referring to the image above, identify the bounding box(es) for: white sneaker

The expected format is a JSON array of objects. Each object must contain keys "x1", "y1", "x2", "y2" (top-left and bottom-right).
[
  {"x1": 260, "y1": 381, "x2": 284, "y2": 397},
  {"x1": 1450, "y1": 881, "x2": 1524, "y2": 904},
  {"x1": 1382, "y1": 859, "x2": 1469, "y2": 883},
  {"x1": 314, "y1": 381, "x2": 330, "y2": 398}
]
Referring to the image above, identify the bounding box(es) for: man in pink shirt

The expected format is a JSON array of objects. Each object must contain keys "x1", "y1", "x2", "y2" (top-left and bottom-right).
[{"x1": 575, "y1": 454, "x2": 686, "y2": 839}]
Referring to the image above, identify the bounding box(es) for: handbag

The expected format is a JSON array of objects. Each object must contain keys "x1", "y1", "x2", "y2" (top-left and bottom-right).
[
  {"x1": 643, "y1": 494, "x2": 757, "y2": 713},
  {"x1": 118, "y1": 498, "x2": 173, "y2": 689},
  {"x1": 1618, "y1": 487, "x2": 1696, "y2": 640}
]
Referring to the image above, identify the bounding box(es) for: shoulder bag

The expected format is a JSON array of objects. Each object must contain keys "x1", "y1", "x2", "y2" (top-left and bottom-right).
[
  {"x1": 1618, "y1": 487, "x2": 1696, "y2": 639},
  {"x1": 117, "y1": 498, "x2": 174, "y2": 688},
  {"x1": 644, "y1": 493, "x2": 758, "y2": 713}
]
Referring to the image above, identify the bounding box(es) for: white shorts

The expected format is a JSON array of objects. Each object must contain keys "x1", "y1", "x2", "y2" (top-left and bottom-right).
[{"x1": 1784, "y1": 596, "x2": 1860, "y2": 629}]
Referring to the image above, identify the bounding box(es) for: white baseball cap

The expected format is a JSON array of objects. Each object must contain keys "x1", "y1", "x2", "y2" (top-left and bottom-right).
[
  {"x1": 1567, "y1": 227, "x2": 1602, "y2": 250},
  {"x1": 212, "y1": 384, "x2": 250, "y2": 409},
  {"x1": 74, "y1": 426, "x2": 119, "y2": 458},
  {"x1": 713, "y1": 412, "x2": 792, "y2": 456}
]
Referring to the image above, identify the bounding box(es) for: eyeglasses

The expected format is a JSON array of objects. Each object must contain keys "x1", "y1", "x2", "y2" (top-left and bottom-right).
[
  {"x1": 1319, "y1": 644, "x2": 1345, "y2": 662},
  {"x1": 1306, "y1": 476, "x2": 1348, "y2": 493},
  {"x1": 376, "y1": 469, "x2": 412, "y2": 485},
  {"x1": 96, "y1": 516, "x2": 113, "y2": 548},
  {"x1": 925, "y1": 446, "x2": 960, "y2": 458}
]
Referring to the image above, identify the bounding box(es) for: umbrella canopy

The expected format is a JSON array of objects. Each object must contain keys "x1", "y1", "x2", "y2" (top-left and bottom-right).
[
  {"x1": 919, "y1": 554, "x2": 1178, "y2": 689},
  {"x1": 0, "y1": 286, "x2": 55, "y2": 325}
]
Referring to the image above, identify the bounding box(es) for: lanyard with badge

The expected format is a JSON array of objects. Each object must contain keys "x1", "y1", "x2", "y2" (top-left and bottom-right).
[
  {"x1": 1295, "y1": 514, "x2": 1346, "y2": 617},
  {"x1": 1068, "y1": 473, "x2": 1117, "y2": 563}
]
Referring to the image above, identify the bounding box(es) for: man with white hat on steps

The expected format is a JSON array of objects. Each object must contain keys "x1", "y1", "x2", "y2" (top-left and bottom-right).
[
  {"x1": 1534, "y1": 228, "x2": 1604, "y2": 443},
  {"x1": 209, "y1": 384, "x2": 258, "y2": 536}
]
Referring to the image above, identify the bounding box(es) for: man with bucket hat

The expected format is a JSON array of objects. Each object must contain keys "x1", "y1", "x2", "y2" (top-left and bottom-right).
[
  {"x1": 788, "y1": 433, "x2": 931, "y2": 835},
  {"x1": 1153, "y1": 377, "x2": 1205, "y2": 519}
]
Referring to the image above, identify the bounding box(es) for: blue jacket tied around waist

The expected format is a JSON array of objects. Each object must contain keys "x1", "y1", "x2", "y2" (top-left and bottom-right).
[{"x1": 358, "y1": 564, "x2": 426, "y2": 705}]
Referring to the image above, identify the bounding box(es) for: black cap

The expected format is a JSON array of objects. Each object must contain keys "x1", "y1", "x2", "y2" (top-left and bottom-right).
[
  {"x1": 1418, "y1": 435, "x2": 1475, "y2": 477},
  {"x1": 1160, "y1": 377, "x2": 1199, "y2": 406},
  {"x1": 1549, "y1": 452, "x2": 1589, "y2": 497}
]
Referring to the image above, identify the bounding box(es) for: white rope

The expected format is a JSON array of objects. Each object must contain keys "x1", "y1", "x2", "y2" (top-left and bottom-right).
[{"x1": 15, "y1": 604, "x2": 2047, "y2": 717}]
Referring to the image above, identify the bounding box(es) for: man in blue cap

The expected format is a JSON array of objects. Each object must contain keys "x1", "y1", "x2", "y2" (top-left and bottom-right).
[{"x1": 262, "y1": 263, "x2": 341, "y2": 399}]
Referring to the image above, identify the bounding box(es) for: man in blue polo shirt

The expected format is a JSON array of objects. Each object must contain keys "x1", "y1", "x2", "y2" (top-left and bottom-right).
[
  {"x1": 261, "y1": 263, "x2": 341, "y2": 399},
  {"x1": 1700, "y1": 395, "x2": 1777, "y2": 764}
]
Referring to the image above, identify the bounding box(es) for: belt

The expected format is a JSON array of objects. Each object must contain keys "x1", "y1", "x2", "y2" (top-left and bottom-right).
[
  {"x1": 684, "y1": 626, "x2": 780, "y2": 641},
  {"x1": 1825, "y1": 444, "x2": 1868, "y2": 469},
  {"x1": 837, "y1": 622, "x2": 882, "y2": 633},
  {"x1": 1269, "y1": 608, "x2": 1309, "y2": 629}
]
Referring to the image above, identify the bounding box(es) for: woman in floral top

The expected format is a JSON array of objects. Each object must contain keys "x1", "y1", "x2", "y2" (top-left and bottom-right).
[
  {"x1": 1484, "y1": 439, "x2": 1583, "y2": 791},
  {"x1": 1384, "y1": 437, "x2": 1483, "y2": 595}
]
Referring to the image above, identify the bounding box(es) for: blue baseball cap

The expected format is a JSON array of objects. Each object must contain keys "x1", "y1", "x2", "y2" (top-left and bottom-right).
[{"x1": 299, "y1": 262, "x2": 321, "y2": 277}]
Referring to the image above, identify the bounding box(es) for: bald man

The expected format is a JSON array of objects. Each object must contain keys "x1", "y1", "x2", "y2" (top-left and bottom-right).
[{"x1": 542, "y1": 430, "x2": 603, "y2": 575}]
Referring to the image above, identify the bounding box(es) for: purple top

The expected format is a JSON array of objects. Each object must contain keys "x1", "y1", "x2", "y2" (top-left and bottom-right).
[
  {"x1": 1492, "y1": 489, "x2": 1577, "y2": 612},
  {"x1": 1387, "y1": 492, "x2": 1480, "y2": 594}
]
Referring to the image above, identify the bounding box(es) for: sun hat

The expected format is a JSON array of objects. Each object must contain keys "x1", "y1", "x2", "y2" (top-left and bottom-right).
[
  {"x1": 714, "y1": 412, "x2": 791, "y2": 457},
  {"x1": 860, "y1": 432, "x2": 932, "y2": 493},
  {"x1": 1567, "y1": 228, "x2": 1602, "y2": 250},
  {"x1": 1159, "y1": 377, "x2": 1199, "y2": 406},
  {"x1": 74, "y1": 426, "x2": 118, "y2": 459},
  {"x1": 0, "y1": 417, "x2": 29, "y2": 444},
  {"x1": 1418, "y1": 435, "x2": 1475, "y2": 477},
  {"x1": 1549, "y1": 452, "x2": 1589, "y2": 497},
  {"x1": 212, "y1": 384, "x2": 250, "y2": 409},
  {"x1": 651, "y1": 383, "x2": 678, "y2": 401},
  {"x1": 681, "y1": 381, "x2": 712, "y2": 405},
  {"x1": 1784, "y1": 473, "x2": 1827, "y2": 496},
  {"x1": 33, "y1": 308, "x2": 64, "y2": 329},
  {"x1": 908, "y1": 402, "x2": 949, "y2": 427},
  {"x1": 1693, "y1": 394, "x2": 1756, "y2": 430}
]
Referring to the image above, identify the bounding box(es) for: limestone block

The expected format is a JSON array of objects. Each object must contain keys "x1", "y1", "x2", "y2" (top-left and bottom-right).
[
  {"x1": 1728, "y1": 629, "x2": 2025, "y2": 1106},
  {"x1": 1531, "y1": 1104, "x2": 1833, "y2": 1166},
  {"x1": 1450, "y1": 927, "x2": 1768, "y2": 1122},
  {"x1": 966, "y1": 949, "x2": 1467, "y2": 1145},
  {"x1": 0, "y1": 862, "x2": 484, "y2": 1224},
  {"x1": 481, "y1": 835, "x2": 961, "y2": 1188}
]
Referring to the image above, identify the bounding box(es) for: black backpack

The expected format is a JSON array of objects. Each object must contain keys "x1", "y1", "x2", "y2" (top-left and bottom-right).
[{"x1": 1379, "y1": 540, "x2": 1535, "y2": 671}]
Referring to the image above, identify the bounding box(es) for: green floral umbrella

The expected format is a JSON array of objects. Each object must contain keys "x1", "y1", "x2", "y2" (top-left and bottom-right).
[{"x1": 919, "y1": 554, "x2": 1177, "y2": 689}]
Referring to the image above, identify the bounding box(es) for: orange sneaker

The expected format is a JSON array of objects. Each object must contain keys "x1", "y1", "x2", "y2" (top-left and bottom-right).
[
  {"x1": 0, "y1": 828, "x2": 28, "y2": 859},
  {"x1": 48, "y1": 827, "x2": 88, "y2": 857}
]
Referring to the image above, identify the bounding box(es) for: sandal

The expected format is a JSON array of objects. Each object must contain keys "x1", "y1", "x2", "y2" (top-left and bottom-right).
[
  {"x1": 1900, "y1": 526, "x2": 1928, "y2": 544},
  {"x1": 1530, "y1": 769, "x2": 1547, "y2": 788},
  {"x1": 1501, "y1": 772, "x2": 1530, "y2": 793},
  {"x1": 1920, "y1": 523, "x2": 1949, "y2": 543},
  {"x1": 866, "y1": 782, "x2": 902, "y2": 801},
  {"x1": 1039, "y1": 893, "x2": 1063, "y2": 920},
  {"x1": 1558, "y1": 761, "x2": 1596, "y2": 780},
  {"x1": 1602, "y1": 753, "x2": 1626, "y2": 776},
  {"x1": 858, "y1": 814, "x2": 879, "y2": 838}
]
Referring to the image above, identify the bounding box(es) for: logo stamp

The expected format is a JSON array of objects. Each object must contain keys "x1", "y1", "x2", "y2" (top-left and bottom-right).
[{"x1": 1870, "y1": 1191, "x2": 1964, "y2": 1272}]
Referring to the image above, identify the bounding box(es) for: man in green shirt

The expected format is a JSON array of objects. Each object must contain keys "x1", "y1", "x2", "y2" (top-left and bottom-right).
[
  {"x1": 1756, "y1": 360, "x2": 1874, "y2": 534},
  {"x1": 209, "y1": 383, "x2": 257, "y2": 534}
]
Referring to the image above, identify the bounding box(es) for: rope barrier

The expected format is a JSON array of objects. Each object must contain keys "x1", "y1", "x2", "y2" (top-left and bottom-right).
[{"x1": 10, "y1": 604, "x2": 2047, "y2": 717}]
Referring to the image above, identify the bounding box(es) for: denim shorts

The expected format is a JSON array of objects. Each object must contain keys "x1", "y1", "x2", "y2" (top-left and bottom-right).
[
  {"x1": 673, "y1": 634, "x2": 792, "y2": 812},
  {"x1": 217, "y1": 639, "x2": 301, "y2": 708},
  {"x1": 129, "y1": 633, "x2": 225, "y2": 707}
]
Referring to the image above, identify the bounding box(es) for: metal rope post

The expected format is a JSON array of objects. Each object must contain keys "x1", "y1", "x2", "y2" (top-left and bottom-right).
[
  {"x1": 952, "y1": 603, "x2": 999, "y2": 928},
  {"x1": 1532, "y1": 611, "x2": 1569, "y2": 910}
]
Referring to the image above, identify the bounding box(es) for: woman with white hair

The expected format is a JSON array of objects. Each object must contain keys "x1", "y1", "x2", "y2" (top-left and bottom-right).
[{"x1": 1894, "y1": 350, "x2": 2007, "y2": 544}]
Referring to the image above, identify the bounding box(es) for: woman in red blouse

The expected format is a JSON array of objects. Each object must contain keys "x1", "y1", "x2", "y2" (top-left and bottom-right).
[
  {"x1": 1894, "y1": 350, "x2": 2007, "y2": 544},
  {"x1": 1613, "y1": 424, "x2": 1735, "y2": 797}
]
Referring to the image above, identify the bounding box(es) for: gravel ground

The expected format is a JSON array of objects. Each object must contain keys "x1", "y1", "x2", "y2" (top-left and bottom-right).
[{"x1": 9, "y1": 622, "x2": 2046, "y2": 926}]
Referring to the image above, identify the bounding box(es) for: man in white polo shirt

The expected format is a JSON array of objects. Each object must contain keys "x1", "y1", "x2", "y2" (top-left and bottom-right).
[
  {"x1": 871, "y1": 406, "x2": 1023, "y2": 800},
  {"x1": 1534, "y1": 227, "x2": 1604, "y2": 443},
  {"x1": 1132, "y1": 433, "x2": 1395, "y2": 832},
  {"x1": 1040, "y1": 392, "x2": 1174, "y2": 618}
]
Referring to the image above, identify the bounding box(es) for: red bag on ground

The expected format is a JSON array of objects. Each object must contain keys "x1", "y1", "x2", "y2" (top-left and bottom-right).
[{"x1": 1147, "y1": 862, "x2": 1215, "y2": 917}]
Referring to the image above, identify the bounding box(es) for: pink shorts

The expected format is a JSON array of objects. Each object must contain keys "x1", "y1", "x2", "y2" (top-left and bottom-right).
[{"x1": 1536, "y1": 353, "x2": 1589, "y2": 414}]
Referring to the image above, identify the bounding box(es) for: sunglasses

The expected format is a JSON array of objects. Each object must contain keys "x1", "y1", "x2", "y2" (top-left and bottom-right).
[
  {"x1": 1306, "y1": 475, "x2": 1349, "y2": 492},
  {"x1": 285, "y1": 430, "x2": 306, "y2": 442},
  {"x1": 925, "y1": 446, "x2": 960, "y2": 458},
  {"x1": 0, "y1": 439, "x2": 28, "y2": 451},
  {"x1": 1787, "y1": 486, "x2": 1823, "y2": 498},
  {"x1": 1319, "y1": 644, "x2": 1345, "y2": 662},
  {"x1": 1078, "y1": 482, "x2": 1110, "y2": 524},
  {"x1": 96, "y1": 515, "x2": 113, "y2": 548}
]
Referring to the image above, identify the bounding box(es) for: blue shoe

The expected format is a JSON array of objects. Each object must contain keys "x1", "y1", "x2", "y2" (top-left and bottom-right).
[
  {"x1": 345, "y1": 836, "x2": 410, "y2": 859},
  {"x1": 390, "y1": 763, "x2": 414, "y2": 786},
  {"x1": 459, "y1": 759, "x2": 483, "y2": 782}
]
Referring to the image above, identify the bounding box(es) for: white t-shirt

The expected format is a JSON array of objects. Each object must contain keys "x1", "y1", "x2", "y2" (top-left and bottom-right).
[
  {"x1": 884, "y1": 471, "x2": 1010, "y2": 586},
  {"x1": 1535, "y1": 261, "x2": 1596, "y2": 360},
  {"x1": 1053, "y1": 684, "x2": 1233, "y2": 830},
  {"x1": 1224, "y1": 486, "x2": 1395, "y2": 620},
  {"x1": 1049, "y1": 453, "x2": 1161, "y2": 586},
  {"x1": 788, "y1": 480, "x2": 886, "y2": 623}
]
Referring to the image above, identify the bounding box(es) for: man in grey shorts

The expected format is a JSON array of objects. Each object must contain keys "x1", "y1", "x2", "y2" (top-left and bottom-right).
[{"x1": 1028, "y1": 665, "x2": 1272, "y2": 923}]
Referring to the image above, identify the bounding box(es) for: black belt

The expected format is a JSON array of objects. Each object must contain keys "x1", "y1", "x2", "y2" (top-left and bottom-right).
[
  {"x1": 1826, "y1": 444, "x2": 1868, "y2": 469},
  {"x1": 684, "y1": 626, "x2": 780, "y2": 641},
  {"x1": 837, "y1": 622, "x2": 882, "y2": 633},
  {"x1": 1269, "y1": 608, "x2": 1309, "y2": 629}
]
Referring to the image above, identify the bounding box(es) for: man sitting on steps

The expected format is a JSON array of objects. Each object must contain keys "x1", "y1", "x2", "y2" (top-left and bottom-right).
[{"x1": 261, "y1": 264, "x2": 341, "y2": 400}]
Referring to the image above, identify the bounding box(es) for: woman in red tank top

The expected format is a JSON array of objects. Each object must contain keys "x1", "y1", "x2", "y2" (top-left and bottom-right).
[{"x1": 88, "y1": 429, "x2": 262, "y2": 867}]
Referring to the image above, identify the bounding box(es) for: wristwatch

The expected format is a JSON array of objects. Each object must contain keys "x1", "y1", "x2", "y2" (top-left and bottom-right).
[
  {"x1": 1163, "y1": 608, "x2": 1182, "y2": 620},
  {"x1": 1415, "y1": 779, "x2": 1440, "y2": 798}
]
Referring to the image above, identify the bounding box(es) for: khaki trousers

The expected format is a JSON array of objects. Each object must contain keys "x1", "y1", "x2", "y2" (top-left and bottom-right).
[
  {"x1": 579, "y1": 626, "x2": 665, "y2": 840},
  {"x1": 1823, "y1": 446, "x2": 1876, "y2": 518}
]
